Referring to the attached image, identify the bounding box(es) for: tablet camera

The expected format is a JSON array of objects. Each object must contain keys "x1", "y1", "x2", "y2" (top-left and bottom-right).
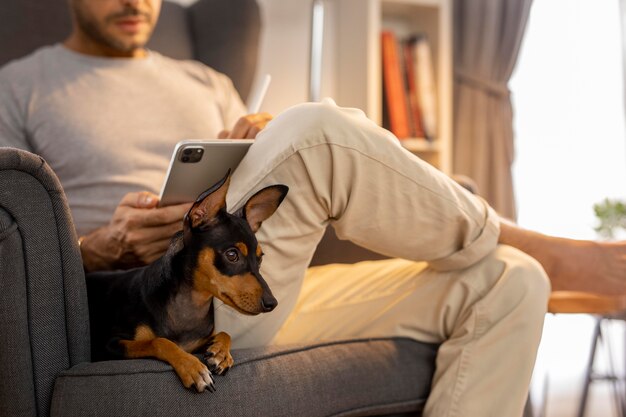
[{"x1": 180, "y1": 146, "x2": 204, "y2": 163}]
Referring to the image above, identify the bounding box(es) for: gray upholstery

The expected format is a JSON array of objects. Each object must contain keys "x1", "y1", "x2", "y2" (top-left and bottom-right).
[
  {"x1": 51, "y1": 339, "x2": 436, "y2": 417},
  {"x1": 0, "y1": 1, "x2": 438, "y2": 416},
  {"x1": 147, "y1": 1, "x2": 195, "y2": 60},
  {"x1": 0, "y1": 151, "x2": 90, "y2": 417},
  {"x1": 0, "y1": 0, "x2": 72, "y2": 66},
  {"x1": 188, "y1": 0, "x2": 261, "y2": 104}
]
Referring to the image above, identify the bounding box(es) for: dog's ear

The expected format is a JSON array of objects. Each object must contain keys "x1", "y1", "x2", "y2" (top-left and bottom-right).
[
  {"x1": 186, "y1": 171, "x2": 231, "y2": 229},
  {"x1": 239, "y1": 185, "x2": 289, "y2": 233}
]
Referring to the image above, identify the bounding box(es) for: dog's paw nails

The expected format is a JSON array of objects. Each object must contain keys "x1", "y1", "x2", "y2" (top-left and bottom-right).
[
  {"x1": 204, "y1": 333, "x2": 234, "y2": 377},
  {"x1": 176, "y1": 355, "x2": 215, "y2": 393},
  {"x1": 206, "y1": 360, "x2": 232, "y2": 376},
  {"x1": 194, "y1": 368, "x2": 214, "y2": 393},
  {"x1": 204, "y1": 349, "x2": 234, "y2": 375}
]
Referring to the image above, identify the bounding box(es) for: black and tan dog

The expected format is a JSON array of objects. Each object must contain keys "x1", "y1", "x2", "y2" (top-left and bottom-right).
[{"x1": 86, "y1": 172, "x2": 288, "y2": 392}]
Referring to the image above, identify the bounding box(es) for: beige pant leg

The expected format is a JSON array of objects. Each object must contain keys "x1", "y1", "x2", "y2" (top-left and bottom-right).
[
  {"x1": 217, "y1": 99, "x2": 502, "y2": 348},
  {"x1": 275, "y1": 247, "x2": 549, "y2": 417},
  {"x1": 213, "y1": 99, "x2": 548, "y2": 415}
]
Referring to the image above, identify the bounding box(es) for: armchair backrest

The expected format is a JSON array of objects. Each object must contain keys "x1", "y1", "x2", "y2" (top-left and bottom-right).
[{"x1": 0, "y1": 0, "x2": 261, "y2": 101}]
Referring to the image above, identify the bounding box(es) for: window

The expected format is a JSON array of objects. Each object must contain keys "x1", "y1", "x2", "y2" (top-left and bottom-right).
[
  {"x1": 510, "y1": 0, "x2": 626, "y2": 239},
  {"x1": 511, "y1": 3, "x2": 626, "y2": 415}
]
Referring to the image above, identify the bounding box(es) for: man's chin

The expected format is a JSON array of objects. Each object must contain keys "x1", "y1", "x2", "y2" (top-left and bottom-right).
[{"x1": 105, "y1": 37, "x2": 150, "y2": 57}]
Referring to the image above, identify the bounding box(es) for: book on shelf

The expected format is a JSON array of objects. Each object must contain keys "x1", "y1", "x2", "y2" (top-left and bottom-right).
[
  {"x1": 381, "y1": 31, "x2": 438, "y2": 142},
  {"x1": 402, "y1": 40, "x2": 426, "y2": 139},
  {"x1": 408, "y1": 34, "x2": 438, "y2": 141},
  {"x1": 381, "y1": 30, "x2": 411, "y2": 139}
]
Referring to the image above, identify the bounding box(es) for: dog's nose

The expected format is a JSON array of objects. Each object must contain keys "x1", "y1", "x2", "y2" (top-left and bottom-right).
[{"x1": 261, "y1": 294, "x2": 278, "y2": 312}]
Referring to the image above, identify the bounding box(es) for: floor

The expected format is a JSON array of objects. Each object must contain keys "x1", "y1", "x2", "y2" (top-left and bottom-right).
[{"x1": 530, "y1": 314, "x2": 624, "y2": 417}]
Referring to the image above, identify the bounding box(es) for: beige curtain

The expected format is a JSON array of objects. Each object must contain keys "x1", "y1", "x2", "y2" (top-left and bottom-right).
[{"x1": 453, "y1": 0, "x2": 533, "y2": 220}]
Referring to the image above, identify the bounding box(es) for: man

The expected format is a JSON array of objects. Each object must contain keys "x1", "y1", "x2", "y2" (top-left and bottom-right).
[{"x1": 1, "y1": 0, "x2": 625, "y2": 415}]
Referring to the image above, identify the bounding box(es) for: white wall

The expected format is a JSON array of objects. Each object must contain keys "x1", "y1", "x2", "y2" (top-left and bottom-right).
[
  {"x1": 253, "y1": 0, "x2": 311, "y2": 113},
  {"x1": 171, "y1": 0, "x2": 338, "y2": 115},
  {"x1": 254, "y1": 0, "x2": 338, "y2": 115}
]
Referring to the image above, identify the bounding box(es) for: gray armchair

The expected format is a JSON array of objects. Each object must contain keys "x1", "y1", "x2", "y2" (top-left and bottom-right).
[{"x1": 0, "y1": 1, "x2": 437, "y2": 416}]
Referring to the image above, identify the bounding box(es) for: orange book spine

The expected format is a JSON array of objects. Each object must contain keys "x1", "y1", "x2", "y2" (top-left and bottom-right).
[{"x1": 381, "y1": 31, "x2": 410, "y2": 139}]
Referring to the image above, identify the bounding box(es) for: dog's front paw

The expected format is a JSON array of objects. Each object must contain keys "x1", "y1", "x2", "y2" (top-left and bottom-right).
[
  {"x1": 174, "y1": 353, "x2": 216, "y2": 393},
  {"x1": 203, "y1": 332, "x2": 234, "y2": 375}
]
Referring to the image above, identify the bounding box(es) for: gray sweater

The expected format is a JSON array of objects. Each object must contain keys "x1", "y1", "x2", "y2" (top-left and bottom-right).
[{"x1": 0, "y1": 44, "x2": 246, "y2": 235}]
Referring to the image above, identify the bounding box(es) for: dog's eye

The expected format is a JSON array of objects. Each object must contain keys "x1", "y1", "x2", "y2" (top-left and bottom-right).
[{"x1": 224, "y1": 249, "x2": 239, "y2": 263}]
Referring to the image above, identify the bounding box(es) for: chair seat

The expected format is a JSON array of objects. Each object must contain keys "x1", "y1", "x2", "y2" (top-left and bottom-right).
[{"x1": 51, "y1": 338, "x2": 438, "y2": 417}]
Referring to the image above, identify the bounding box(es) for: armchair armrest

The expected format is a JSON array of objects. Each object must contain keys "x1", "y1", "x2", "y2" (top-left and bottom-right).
[{"x1": 0, "y1": 148, "x2": 90, "y2": 417}]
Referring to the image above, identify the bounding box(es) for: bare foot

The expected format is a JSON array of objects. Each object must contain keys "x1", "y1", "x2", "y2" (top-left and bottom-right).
[{"x1": 499, "y1": 220, "x2": 626, "y2": 296}]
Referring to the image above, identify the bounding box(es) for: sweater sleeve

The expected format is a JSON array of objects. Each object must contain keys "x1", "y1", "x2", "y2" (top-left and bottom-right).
[
  {"x1": 0, "y1": 66, "x2": 32, "y2": 151},
  {"x1": 204, "y1": 67, "x2": 247, "y2": 130}
]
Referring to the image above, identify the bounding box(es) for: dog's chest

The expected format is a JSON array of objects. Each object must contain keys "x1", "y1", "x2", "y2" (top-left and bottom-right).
[{"x1": 165, "y1": 292, "x2": 213, "y2": 345}]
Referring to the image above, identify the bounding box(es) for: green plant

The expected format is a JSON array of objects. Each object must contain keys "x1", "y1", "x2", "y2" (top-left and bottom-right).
[{"x1": 593, "y1": 198, "x2": 626, "y2": 238}]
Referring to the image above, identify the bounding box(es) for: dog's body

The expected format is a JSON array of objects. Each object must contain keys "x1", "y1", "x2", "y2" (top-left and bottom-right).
[
  {"x1": 87, "y1": 243, "x2": 215, "y2": 361},
  {"x1": 86, "y1": 173, "x2": 288, "y2": 392}
]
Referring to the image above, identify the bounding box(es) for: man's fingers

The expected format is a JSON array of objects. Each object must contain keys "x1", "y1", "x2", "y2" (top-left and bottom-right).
[
  {"x1": 229, "y1": 117, "x2": 252, "y2": 139},
  {"x1": 119, "y1": 191, "x2": 160, "y2": 208},
  {"x1": 137, "y1": 203, "x2": 192, "y2": 227},
  {"x1": 228, "y1": 113, "x2": 273, "y2": 139},
  {"x1": 245, "y1": 125, "x2": 261, "y2": 139},
  {"x1": 244, "y1": 118, "x2": 271, "y2": 139},
  {"x1": 217, "y1": 130, "x2": 230, "y2": 139},
  {"x1": 143, "y1": 238, "x2": 175, "y2": 263},
  {"x1": 254, "y1": 112, "x2": 273, "y2": 122},
  {"x1": 124, "y1": 222, "x2": 183, "y2": 258}
]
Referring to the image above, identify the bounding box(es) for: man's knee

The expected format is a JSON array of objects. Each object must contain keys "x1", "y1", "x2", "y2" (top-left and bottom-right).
[
  {"x1": 258, "y1": 99, "x2": 392, "y2": 152},
  {"x1": 493, "y1": 245, "x2": 551, "y2": 317}
]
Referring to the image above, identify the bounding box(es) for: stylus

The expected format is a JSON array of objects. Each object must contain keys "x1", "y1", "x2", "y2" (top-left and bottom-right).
[{"x1": 246, "y1": 74, "x2": 272, "y2": 114}]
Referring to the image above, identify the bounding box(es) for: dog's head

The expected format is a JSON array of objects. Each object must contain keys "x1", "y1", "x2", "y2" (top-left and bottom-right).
[{"x1": 182, "y1": 171, "x2": 288, "y2": 315}]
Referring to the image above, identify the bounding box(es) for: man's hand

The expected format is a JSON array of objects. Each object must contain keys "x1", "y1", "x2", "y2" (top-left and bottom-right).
[
  {"x1": 79, "y1": 191, "x2": 192, "y2": 272},
  {"x1": 218, "y1": 113, "x2": 273, "y2": 139}
]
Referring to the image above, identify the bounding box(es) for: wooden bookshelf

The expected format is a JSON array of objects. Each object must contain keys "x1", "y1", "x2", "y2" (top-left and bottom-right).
[{"x1": 333, "y1": 0, "x2": 452, "y2": 173}]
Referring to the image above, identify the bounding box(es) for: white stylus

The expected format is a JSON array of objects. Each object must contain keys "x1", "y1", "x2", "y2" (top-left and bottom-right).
[{"x1": 246, "y1": 74, "x2": 272, "y2": 114}]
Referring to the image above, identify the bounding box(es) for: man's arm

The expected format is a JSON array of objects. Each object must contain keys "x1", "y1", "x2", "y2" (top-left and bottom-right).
[
  {"x1": 498, "y1": 218, "x2": 626, "y2": 296},
  {"x1": 0, "y1": 70, "x2": 32, "y2": 151},
  {"x1": 79, "y1": 191, "x2": 191, "y2": 272}
]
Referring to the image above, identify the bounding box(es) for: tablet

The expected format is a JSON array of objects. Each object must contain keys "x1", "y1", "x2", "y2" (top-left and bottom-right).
[{"x1": 158, "y1": 139, "x2": 254, "y2": 206}]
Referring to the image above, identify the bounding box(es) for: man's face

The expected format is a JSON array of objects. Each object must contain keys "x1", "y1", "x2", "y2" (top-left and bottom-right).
[{"x1": 70, "y1": 0, "x2": 161, "y2": 55}]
